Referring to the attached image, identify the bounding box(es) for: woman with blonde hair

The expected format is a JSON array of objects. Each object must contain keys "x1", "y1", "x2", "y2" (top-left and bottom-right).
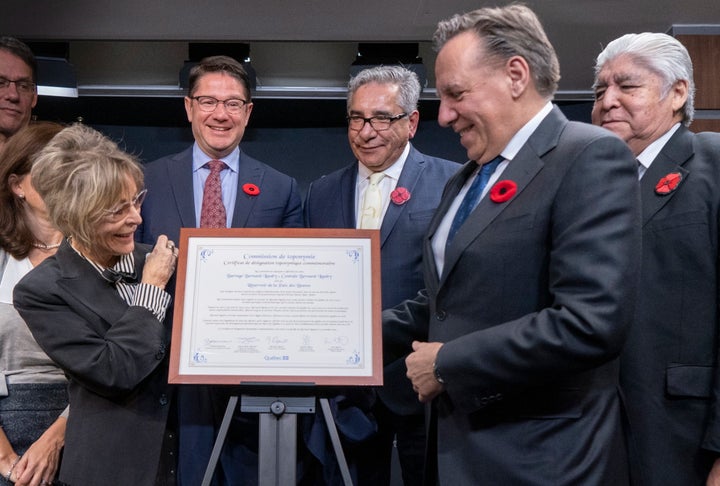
[{"x1": 14, "y1": 123, "x2": 178, "y2": 486}]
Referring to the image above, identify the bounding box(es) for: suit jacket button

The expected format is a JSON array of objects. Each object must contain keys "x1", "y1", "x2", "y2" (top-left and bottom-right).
[
  {"x1": 159, "y1": 394, "x2": 169, "y2": 406},
  {"x1": 435, "y1": 310, "x2": 447, "y2": 321}
]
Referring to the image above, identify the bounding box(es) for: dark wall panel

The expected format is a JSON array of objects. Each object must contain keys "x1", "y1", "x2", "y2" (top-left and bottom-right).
[{"x1": 33, "y1": 97, "x2": 593, "y2": 198}]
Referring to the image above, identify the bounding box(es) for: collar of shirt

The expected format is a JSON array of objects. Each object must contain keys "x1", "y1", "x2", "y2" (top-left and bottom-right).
[
  {"x1": 191, "y1": 144, "x2": 240, "y2": 173},
  {"x1": 431, "y1": 102, "x2": 553, "y2": 278},
  {"x1": 356, "y1": 142, "x2": 409, "y2": 183},
  {"x1": 637, "y1": 123, "x2": 681, "y2": 172},
  {"x1": 77, "y1": 249, "x2": 136, "y2": 278},
  {"x1": 355, "y1": 142, "x2": 410, "y2": 219}
]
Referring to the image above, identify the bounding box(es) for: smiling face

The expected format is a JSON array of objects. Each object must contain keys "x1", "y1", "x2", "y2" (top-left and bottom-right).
[
  {"x1": 185, "y1": 72, "x2": 254, "y2": 159},
  {"x1": 347, "y1": 82, "x2": 418, "y2": 172},
  {"x1": 80, "y1": 178, "x2": 142, "y2": 268},
  {"x1": 435, "y1": 31, "x2": 523, "y2": 164},
  {"x1": 0, "y1": 50, "x2": 37, "y2": 144},
  {"x1": 592, "y1": 54, "x2": 687, "y2": 156}
]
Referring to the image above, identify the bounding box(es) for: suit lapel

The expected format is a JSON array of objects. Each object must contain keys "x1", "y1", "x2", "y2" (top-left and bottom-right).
[
  {"x1": 380, "y1": 147, "x2": 425, "y2": 247},
  {"x1": 424, "y1": 160, "x2": 476, "y2": 286},
  {"x1": 231, "y1": 150, "x2": 263, "y2": 227},
  {"x1": 338, "y1": 165, "x2": 358, "y2": 228},
  {"x1": 168, "y1": 148, "x2": 197, "y2": 228},
  {"x1": 54, "y1": 242, "x2": 150, "y2": 326},
  {"x1": 439, "y1": 106, "x2": 564, "y2": 284},
  {"x1": 640, "y1": 126, "x2": 693, "y2": 226}
]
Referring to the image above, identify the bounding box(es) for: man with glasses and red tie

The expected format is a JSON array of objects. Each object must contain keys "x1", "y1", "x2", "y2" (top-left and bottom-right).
[
  {"x1": 0, "y1": 37, "x2": 37, "y2": 151},
  {"x1": 303, "y1": 65, "x2": 458, "y2": 486},
  {"x1": 137, "y1": 55, "x2": 302, "y2": 486}
]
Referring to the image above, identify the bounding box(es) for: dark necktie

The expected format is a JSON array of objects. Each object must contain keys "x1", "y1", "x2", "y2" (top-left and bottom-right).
[
  {"x1": 200, "y1": 160, "x2": 228, "y2": 228},
  {"x1": 446, "y1": 156, "x2": 503, "y2": 246},
  {"x1": 101, "y1": 268, "x2": 138, "y2": 285}
]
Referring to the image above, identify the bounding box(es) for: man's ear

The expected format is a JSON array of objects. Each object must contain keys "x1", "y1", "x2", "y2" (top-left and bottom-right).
[
  {"x1": 670, "y1": 79, "x2": 689, "y2": 114},
  {"x1": 506, "y1": 55, "x2": 531, "y2": 99}
]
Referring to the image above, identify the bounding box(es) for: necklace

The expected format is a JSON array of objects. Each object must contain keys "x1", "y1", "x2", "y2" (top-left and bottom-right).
[{"x1": 32, "y1": 240, "x2": 62, "y2": 250}]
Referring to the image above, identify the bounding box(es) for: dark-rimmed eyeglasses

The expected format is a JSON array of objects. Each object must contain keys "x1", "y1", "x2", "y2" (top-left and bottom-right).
[
  {"x1": 102, "y1": 189, "x2": 147, "y2": 222},
  {"x1": 0, "y1": 76, "x2": 36, "y2": 95},
  {"x1": 347, "y1": 113, "x2": 408, "y2": 132},
  {"x1": 191, "y1": 96, "x2": 249, "y2": 115}
]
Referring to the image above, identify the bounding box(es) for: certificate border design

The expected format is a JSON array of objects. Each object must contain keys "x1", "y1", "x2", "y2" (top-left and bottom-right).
[{"x1": 168, "y1": 227, "x2": 383, "y2": 386}]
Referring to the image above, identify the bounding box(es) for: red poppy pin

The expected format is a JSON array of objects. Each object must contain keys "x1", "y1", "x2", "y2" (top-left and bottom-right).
[
  {"x1": 655, "y1": 172, "x2": 682, "y2": 196},
  {"x1": 242, "y1": 183, "x2": 260, "y2": 196},
  {"x1": 391, "y1": 187, "x2": 411, "y2": 205},
  {"x1": 489, "y1": 180, "x2": 517, "y2": 203}
]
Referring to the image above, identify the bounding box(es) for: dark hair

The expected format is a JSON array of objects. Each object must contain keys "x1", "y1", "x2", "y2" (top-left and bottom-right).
[
  {"x1": 0, "y1": 121, "x2": 65, "y2": 258},
  {"x1": 0, "y1": 37, "x2": 37, "y2": 83},
  {"x1": 187, "y1": 55, "x2": 252, "y2": 101}
]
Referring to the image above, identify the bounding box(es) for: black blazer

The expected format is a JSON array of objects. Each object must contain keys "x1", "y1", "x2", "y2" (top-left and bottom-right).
[
  {"x1": 14, "y1": 241, "x2": 174, "y2": 486},
  {"x1": 620, "y1": 126, "x2": 720, "y2": 484},
  {"x1": 384, "y1": 107, "x2": 642, "y2": 485}
]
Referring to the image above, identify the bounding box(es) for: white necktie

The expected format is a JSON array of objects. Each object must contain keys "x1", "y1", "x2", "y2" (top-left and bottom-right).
[{"x1": 359, "y1": 172, "x2": 386, "y2": 229}]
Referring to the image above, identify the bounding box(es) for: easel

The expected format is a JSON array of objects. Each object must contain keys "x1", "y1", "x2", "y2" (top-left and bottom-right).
[{"x1": 201, "y1": 394, "x2": 353, "y2": 486}]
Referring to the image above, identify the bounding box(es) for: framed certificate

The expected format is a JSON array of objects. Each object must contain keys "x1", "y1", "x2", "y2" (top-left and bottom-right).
[{"x1": 168, "y1": 228, "x2": 383, "y2": 387}]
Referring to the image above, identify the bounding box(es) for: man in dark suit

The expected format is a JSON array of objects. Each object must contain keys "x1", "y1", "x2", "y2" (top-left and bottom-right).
[
  {"x1": 303, "y1": 65, "x2": 458, "y2": 485},
  {"x1": 383, "y1": 5, "x2": 641, "y2": 485},
  {"x1": 137, "y1": 55, "x2": 303, "y2": 486},
  {"x1": 592, "y1": 32, "x2": 720, "y2": 485}
]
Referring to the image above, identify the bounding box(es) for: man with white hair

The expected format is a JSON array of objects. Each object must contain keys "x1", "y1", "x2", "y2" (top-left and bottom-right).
[{"x1": 593, "y1": 32, "x2": 720, "y2": 485}]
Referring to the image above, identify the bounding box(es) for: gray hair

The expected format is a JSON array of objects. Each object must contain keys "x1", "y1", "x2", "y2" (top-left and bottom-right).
[
  {"x1": 594, "y1": 32, "x2": 695, "y2": 125},
  {"x1": 31, "y1": 123, "x2": 144, "y2": 251},
  {"x1": 433, "y1": 4, "x2": 560, "y2": 99},
  {"x1": 347, "y1": 65, "x2": 421, "y2": 114}
]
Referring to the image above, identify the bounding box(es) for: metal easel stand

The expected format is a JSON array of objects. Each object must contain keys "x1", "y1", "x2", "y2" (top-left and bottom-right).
[{"x1": 201, "y1": 395, "x2": 354, "y2": 486}]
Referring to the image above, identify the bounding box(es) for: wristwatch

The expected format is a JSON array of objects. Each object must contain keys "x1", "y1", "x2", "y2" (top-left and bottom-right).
[{"x1": 433, "y1": 361, "x2": 445, "y2": 384}]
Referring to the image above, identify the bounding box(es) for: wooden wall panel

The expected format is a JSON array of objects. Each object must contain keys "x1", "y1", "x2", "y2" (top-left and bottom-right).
[{"x1": 677, "y1": 34, "x2": 720, "y2": 132}]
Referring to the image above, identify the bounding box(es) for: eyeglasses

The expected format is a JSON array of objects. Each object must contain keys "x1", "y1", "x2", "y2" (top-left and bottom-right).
[
  {"x1": 191, "y1": 96, "x2": 249, "y2": 115},
  {"x1": 0, "y1": 76, "x2": 36, "y2": 95},
  {"x1": 102, "y1": 189, "x2": 147, "y2": 221},
  {"x1": 347, "y1": 113, "x2": 408, "y2": 132}
]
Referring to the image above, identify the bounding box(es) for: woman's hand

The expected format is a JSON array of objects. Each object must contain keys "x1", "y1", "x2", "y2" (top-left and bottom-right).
[
  {"x1": 141, "y1": 235, "x2": 178, "y2": 290},
  {"x1": 10, "y1": 417, "x2": 65, "y2": 486}
]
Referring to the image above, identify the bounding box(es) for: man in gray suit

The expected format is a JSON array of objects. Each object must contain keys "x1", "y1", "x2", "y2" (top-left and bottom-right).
[
  {"x1": 592, "y1": 32, "x2": 720, "y2": 485},
  {"x1": 384, "y1": 5, "x2": 641, "y2": 484},
  {"x1": 303, "y1": 65, "x2": 458, "y2": 485}
]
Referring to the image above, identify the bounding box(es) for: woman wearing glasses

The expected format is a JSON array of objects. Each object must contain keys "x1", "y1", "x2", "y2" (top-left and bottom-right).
[{"x1": 14, "y1": 124, "x2": 178, "y2": 486}]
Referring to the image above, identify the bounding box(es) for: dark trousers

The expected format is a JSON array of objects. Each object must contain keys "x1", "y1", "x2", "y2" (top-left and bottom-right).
[
  {"x1": 176, "y1": 386, "x2": 259, "y2": 486},
  {"x1": 353, "y1": 400, "x2": 426, "y2": 486}
]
